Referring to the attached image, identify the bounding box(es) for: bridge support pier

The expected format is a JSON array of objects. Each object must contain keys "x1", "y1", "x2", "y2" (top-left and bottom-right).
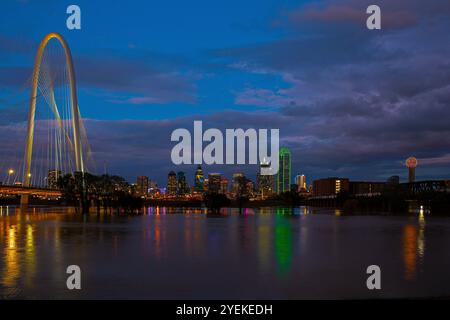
[{"x1": 20, "y1": 194, "x2": 29, "y2": 206}]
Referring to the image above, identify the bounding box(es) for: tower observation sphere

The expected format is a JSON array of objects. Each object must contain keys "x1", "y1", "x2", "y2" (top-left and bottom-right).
[
  {"x1": 405, "y1": 157, "x2": 418, "y2": 183},
  {"x1": 406, "y1": 157, "x2": 418, "y2": 168}
]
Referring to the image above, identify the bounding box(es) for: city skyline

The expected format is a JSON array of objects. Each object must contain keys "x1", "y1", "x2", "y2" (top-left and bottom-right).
[
  {"x1": 0, "y1": 0, "x2": 450, "y2": 185},
  {"x1": 131, "y1": 149, "x2": 425, "y2": 192},
  {"x1": 137, "y1": 151, "x2": 426, "y2": 196}
]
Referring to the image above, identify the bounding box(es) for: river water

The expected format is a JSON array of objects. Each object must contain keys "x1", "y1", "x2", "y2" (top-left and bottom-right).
[{"x1": 0, "y1": 206, "x2": 449, "y2": 299}]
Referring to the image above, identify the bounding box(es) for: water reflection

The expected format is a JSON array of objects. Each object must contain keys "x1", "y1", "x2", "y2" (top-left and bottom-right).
[
  {"x1": 402, "y1": 212, "x2": 427, "y2": 281},
  {"x1": 418, "y1": 209, "x2": 426, "y2": 260},
  {"x1": 276, "y1": 207, "x2": 293, "y2": 215},
  {"x1": 257, "y1": 220, "x2": 271, "y2": 274},
  {"x1": 274, "y1": 210, "x2": 294, "y2": 277},
  {"x1": 0, "y1": 206, "x2": 445, "y2": 299},
  {"x1": 4, "y1": 225, "x2": 19, "y2": 288},
  {"x1": 301, "y1": 206, "x2": 310, "y2": 215},
  {"x1": 403, "y1": 224, "x2": 417, "y2": 280},
  {"x1": 154, "y1": 214, "x2": 162, "y2": 258},
  {"x1": 25, "y1": 224, "x2": 35, "y2": 287}
]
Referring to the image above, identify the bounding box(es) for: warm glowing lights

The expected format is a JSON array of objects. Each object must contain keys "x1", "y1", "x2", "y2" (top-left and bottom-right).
[
  {"x1": 405, "y1": 156, "x2": 418, "y2": 168},
  {"x1": 8, "y1": 169, "x2": 14, "y2": 175},
  {"x1": 417, "y1": 205, "x2": 426, "y2": 260},
  {"x1": 8, "y1": 227, "x2": 16, "y2": 249},
  {"x1": 335, "y1": 179, "x2": 341, "y2": 194},
  {"x1": 4, "y1": 225, "x2": 19, "y2": 287},
  {"x1": 403, "y1": 225, "x2": 418, "y2": 281},
  {"x1": 257, "y1": 224, "x2": 271, "y2": 273},
  {"x1": 25, "y1": 224, "x2": 36, "y2": 282},
  {"x1": 302, "y1": 206, "x2": 309, "y2": 215}
]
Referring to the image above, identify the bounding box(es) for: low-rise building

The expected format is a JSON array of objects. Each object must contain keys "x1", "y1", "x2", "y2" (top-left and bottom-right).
[
  {"x1": 312, "y1": 177, "x2": 349, "y2": 197},
  {"x1": 349, "y1": 181, "x2": 385, "y2": 196}
]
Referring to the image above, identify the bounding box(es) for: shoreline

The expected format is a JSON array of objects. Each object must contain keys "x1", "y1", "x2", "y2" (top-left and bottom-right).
[{"x1": 0, "y1": 202, "x2": 446, "y2": 217}]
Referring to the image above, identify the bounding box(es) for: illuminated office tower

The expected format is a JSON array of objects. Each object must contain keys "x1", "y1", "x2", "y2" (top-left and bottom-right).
[
  {"x1": 47, "y1": 170, "x2": 62, "y2": 189},
  {"x1": 257, "y1": 160, "x2": 274, "y2": 198},
  {"x1": 296, "y1": 174, "x2": 306, "y2": 192},
  {"x1": 148, "y1": 180, "x2": 158, "y2": 196},
  {"x1": 194, "y1": 165, "x2": 204, "y2": 191},
  {"x1": 167, "y1": 171, "x2": 177, "y2": 196},
  {"x1": 208, "y1": 173, "x2": 222, "y2": 193},
  {"x1": 246, "y1": 180, "x2": 254, "y2": 197},
  {"x1": 220, "y1": 177, "x2": 229, "y2": 194},
  {"x1": 232, "y1": 173, "x2": 245, "y2": 194},
  {"x1": 136, "y1": 175, "x2": 149, "y2": 196},
  {"x1": 177, "y1": 171, "x2": 188, "y2": 196},
  {"x1": 276, "y1": 147, "x2": 291, "y2": 194}
]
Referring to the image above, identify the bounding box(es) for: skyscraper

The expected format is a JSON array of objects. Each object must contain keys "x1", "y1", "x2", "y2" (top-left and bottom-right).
[
  {"x1": 232, "y1": 173, "x2": 245, "y2": 195},
  {"x1": 167, "y1": 171, "x2": 177, "y2": 196},
  {"x1": 296, "y1": 174, "x2": 306, "y2": 192},
  {"x1": 277, "y1": 147, "x2": 291, "y2": 194},
  {"x1": 148, "y1": 180, "x2": 159, "y2": 197},
  {"x1": 136, "y1": 175, "x2": 149, "y2": 196},
  {"x1": 177, "y1": 171, "x2": 188, "y2": 196},
  {"x1": 194, "y1": 165, "x2": 204, "y2": 191},
  {"x1": 257, "y1": 160, "x2": 274, "y2": 199},
  {"x1": 246, "y1": 180, "x2": 254, "y2": 197},
  {"x1": 47, "y1": 170, "x2": 61, "y2": 189},
  {"x1": 207, "y1": 173, "x2": 222, "y2": 193},
  {"x1": 220, "y1": 177, "x2": 229, "y2": 194}
]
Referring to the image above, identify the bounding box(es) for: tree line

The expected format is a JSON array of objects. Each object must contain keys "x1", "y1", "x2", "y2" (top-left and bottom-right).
[{"x1": 58, "y1": 172, "x2": 143, "y2": 214}]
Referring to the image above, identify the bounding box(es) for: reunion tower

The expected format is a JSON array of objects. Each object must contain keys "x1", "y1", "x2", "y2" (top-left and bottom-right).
[{"x1": 405, "y1": 157, "x2": 418, "y2": 183}]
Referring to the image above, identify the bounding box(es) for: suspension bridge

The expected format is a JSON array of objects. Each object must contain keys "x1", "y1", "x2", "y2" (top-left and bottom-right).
[{"x1": 0, "y1": 32, "x2": 93, "y2": 204}]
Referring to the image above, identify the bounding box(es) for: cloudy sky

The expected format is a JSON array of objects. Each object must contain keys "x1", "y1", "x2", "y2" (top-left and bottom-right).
[{"x1": 0, "y1": 0, "x2": 449, "y2": 186}]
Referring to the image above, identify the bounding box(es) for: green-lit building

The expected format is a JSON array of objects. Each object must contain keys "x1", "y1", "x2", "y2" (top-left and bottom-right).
[
  {"x1": 276, "y1": 147, "x2": 291, "y2": 194},
  {"x1": 194, "y1": 165, "x2": 204, "y2": 191}
]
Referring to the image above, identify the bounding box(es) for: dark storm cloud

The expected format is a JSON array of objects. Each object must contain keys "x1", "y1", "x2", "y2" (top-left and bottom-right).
[
  {"x1": 286, "y1": 0, "x2": 450, "y2": 30},
  {"x1": 212, "y1": 32, "x2": 374, "y2": 72},
  {"x1": 212, "y1": 0, "x2": 450, "y2": 181},
  {"x1": 288, "y1": 1, "x2": 417, "y2": 29},
  {"x1": 0, "y1": 38, "x2": 198, "y2": 105},
  {"x1": 75, "y1": 51, "x2": 198, "y2": 104}
]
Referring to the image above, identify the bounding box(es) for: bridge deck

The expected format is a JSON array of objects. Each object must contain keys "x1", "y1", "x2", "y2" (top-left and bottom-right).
[{"x1": 0, "y1": 185, "x2": 62, "y2": 197}]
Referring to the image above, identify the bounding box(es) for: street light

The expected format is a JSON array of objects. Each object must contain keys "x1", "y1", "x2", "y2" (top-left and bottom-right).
[
  {"x1": 27, "y1": 173, "x2": 32, "y2": 187},
  {"x1": 6, "y1": 168, "x2": 14, "y2": 185}
]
